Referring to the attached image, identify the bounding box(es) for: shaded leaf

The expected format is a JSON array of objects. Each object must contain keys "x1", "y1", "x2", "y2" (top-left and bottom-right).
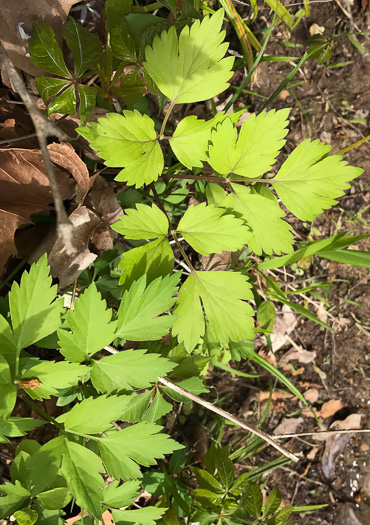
[
  {"x1": 63, "y1": 17, "x2": 102, "y2": 77},
  {"x1": 30, "y1": 21, "x2": 70, "y2": 77}
]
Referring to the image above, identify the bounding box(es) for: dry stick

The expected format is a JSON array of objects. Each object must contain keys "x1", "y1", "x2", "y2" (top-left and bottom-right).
[
  {"x1": 102, "y1": 346, "x2": 298, "y2": 462},
  {"x1": 274, "y1": 428, "x2": 370, "y2": 439},
  {"x1": 0, "y1": 43, "x2": 75, "y2": 254},
  {"x1": 157, "y1": 376, "x2": 299, "y2": 463}
]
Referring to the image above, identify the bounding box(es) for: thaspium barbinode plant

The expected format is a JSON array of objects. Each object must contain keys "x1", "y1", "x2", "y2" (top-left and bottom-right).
[{"x1": 0, "y1": 9, "x2": 363, "y2": 525}]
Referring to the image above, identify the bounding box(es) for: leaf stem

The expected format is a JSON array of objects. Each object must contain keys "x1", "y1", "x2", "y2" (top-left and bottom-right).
[
  {"x1": 160, "y1": 99, "x2": 176, "y2": 139},
  {"x1": 19, "y1": 393, "x2": 65, "y2": 431},
  {"x1": 158, "y1": 377, "x2": 299, "y2": 462}
]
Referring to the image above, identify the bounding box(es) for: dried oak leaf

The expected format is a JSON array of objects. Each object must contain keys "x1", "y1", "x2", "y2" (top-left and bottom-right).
[
  {"x1": 0, "y1": 0, "x2": 81, "y2": 76},
  {"x1": 29, "y1": 206, "x2": 100, "y2": 289},
  {"x1": 0, "y1": 143, "x2": 89, "y2": 274}
]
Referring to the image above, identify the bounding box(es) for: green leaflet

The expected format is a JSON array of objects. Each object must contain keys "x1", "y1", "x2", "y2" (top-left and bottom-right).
[
  {"x1": 99, "y1": 422, "x2": 183, "y2": 481},
  {"x1": 103, "y1": 480, "x2": 141, "y2": 508},
  {"x1": 63, "y1": 17, "x2": 103, "y2": 78},
  {"x1": 60, "y1": 439, "x2": 105, "y2": 519},
  {"x1": 112, "y1": 204, "x2": 168, "y2": 240},
  {"x1": 78, "y1": 85, "x2": 97, "y2": 126},
  {"x1": 8, "y1": 254, "x2": 62, "y2": 352},
  {"x1": 112, "y1": 507, "x2": 166, "y2": 525},
  {"x1": 144, "y1": 9, "x2": 234, "y2": 104},
  {"x1": 63, "y1": 395, "x2": 132, "y2": 434},
  {"x1": 222, "y1": 185, "x2": 293, "y2": 255},
  {"x1": 271, "y1": 139, "x2": 363, "y2": 220},
  {"x1": 172, "y1": 271, "x2": 254, "y2": 352},
  {"x1": 27, "y1": 436, "x2": 65, "y2": 496},
  {"x1": 208, "y1": 109, "x2": 290, "y2": 178},
  {"x1": 0, "y1": 355, "x2": 17, "y2": 418},
  {"x1": 142, "y1": 390, "x2": 172, "y2": 423},
  {"x1": 116, "y1": 274, "x2": 179, "y2": 341},
  {"x1": 47, "y1": 84, "x2": 77, "y2": 115},
  {"x1": 29, "y1": 22, "x2": 70, "y2": 77},
  {"x1": 77, "y1": 111, "x2": 164, "y2": 188},
  {"x1": 13, "y1": 508, "x2": 38, "y2": 525},
  {"x1": 58, "y1": 282, "x2": 117, "y2": 363},
  {"x1": 0, "y1": 315, "x2": 16, "y2": 354},
  {"x1": 0, "y1": 481, "x2": 30, "y2": 520},
  {"x1": 118, "y1": 238, "x2": 174, "y2": 291},
  {"x1": 0, "y1": 418, "x2": 45, "y2": 441},
  {"x1": 91, "y1": 349, "x2": 173, "y2": 394},
  {"x1": 169, "y1": 111, "x2": 243, "y2": 169},
  {"x1": 176, "y1": 203, "x2": 248, "y2": 256},
  {"x1": 36, "y1": 487, "x2": 72, "y2": 511}
]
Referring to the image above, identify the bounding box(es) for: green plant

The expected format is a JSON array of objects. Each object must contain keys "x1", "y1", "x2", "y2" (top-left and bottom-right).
[{"x1": 1, "y1": 8, "x2": 368, "y2": 525}]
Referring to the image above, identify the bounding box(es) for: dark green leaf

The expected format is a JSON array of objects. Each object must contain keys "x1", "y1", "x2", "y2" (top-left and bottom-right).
[
  {"x1": 78, "y1": 85, "x2": 97, "y2": 126},
  {"x1": 107, "y1": 14, "x2": 136, "y2": 62},
  {"x1": 36, "y1": 487, "x2": 72, "y2": 510},
  {"x1": 0, "y1": 481, "x2": 30, "y2": 520},
  {"x1": 264, "y1": 486, "x2": 282, "y2": 517},
  {"x1": 191, "y1": 467, "x2": 224, "y2": 494},
  {"x1": 112, "y1": 507, "x2": 166, "y2": 525},
  {"x1": 214, "y1": 447, "x2": 234, "y2": 489},
  {"x1": 63, "y1": 17, "x2": 102, "y2": 77},
  {"x1": 35, "y1": 77, "x2": 71, "y2": 102},
  {"x1": 47, "y1": 85, "x2": 77, "y2": 115},
  {"x1": 112, "y1": 69, "x2": 146, "y2": 108},
  {"x1": 27, "y1": 436, "x2": 64, "y2": 496},
  {"x1": 244, "y1": 482, "x2": 263, "y2": 519},
  {"x1": 192, "y1": 488, "x2": 222, "y2": 506},
  {"x1": 30, "y1": 22, "x2": 70, "y2": 77}
]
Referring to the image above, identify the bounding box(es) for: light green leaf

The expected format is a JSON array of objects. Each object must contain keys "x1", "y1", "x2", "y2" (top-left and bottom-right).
[
  {"x1": 144, "y1": 9, "x2": 234, "y2": 104},
  {"x1": 21, "y1": 361, "x2": 90, "y2": 400},
  {"x1": 36, "y1": 487, "x2": 72, "y2": 510},
  {"x1": 116, "y1": 274, "x2": 179, "y2": 341},
  {"x1": 118, "y1": 238, "x2": 174, "y2": 291},
  {"x1": 170, "y1": 111, "x2": 242, "y2": 169},
  {"x1": 271, "y1": 139, "x2": 363, "y2": 220},
  {"x1": 60, "y1": 439, "x2": 104, "y2": 519},
  {"x1": 176, "y1": 203, "x2": 248, "y2": 256},
  {"x1": 99, "y1": 422, "x2": 183, "y2": 481},
  {"x1": 77, "y1": 111, "x2": 164, "y2": 188},
  {"x1": 35, "y1": 77, "x2": 71, "y2": 102},
  {"x1": 0, "y1": 314, "x2": 16, "y2": 354},
  {"x1": 58, "y1": 282, "x2": 117, "y2": 363},
  {"x1": 206, "y1": 182, "x2": 227, "y2": 206},
  {"x1": 112, "y1": 204, "x2": 168, "y2": 240},
  {"x1": 143, "y1": 391, "x2": 172, "y2": 422},
  {"x1": 14, "y1": 508, "x2": 38, "y2": 525},
  {"x1": 222, "y1": 185, "x2": 293, "y2": 255},
  {"x1": 317, "y1": 248, "x2": 370, "y2": 268},
  {"x1": 0, "y1": 418, "x2": 45, "y2": 440},
  {"x1": 30, "y1": 22, "x2": 70, "y2": 77},
  {"x1": 120, "y1": 391, "x2": 153, "y2": 422},
  {"x1": 9, "y1": 254, "x2": 62, "y2": 351},
  {"x1": 63, "y1": 17, "x2": 102, "y2": 77},
  {"x1": 0, "y1": 354, "x2": 17, "y2": 418},
  {"x1": 161, "y1": 377, "x2": 209, "y2": 404},
  {"x1": 257, "y1": 301, "x2": 276, "y2": 332},
  {"x1": 47, "y1": 84, "x2": 77, "y2": 115},
  {"x1": 0, "y1": 481, "x2": 30, "y2": 520},
  {"x1": 64, "y1": 395, "x2": 132, "y2": 434},
  {"x1": 27, "y1": 436, "x2": 64, "y2": 496},
  {"x1": 208, "y1": 109, "x2": 290, "y2": 178},
  {"x1": 112, "y1": 507, "x2": 166, "y2": 525},
  {"x1": 103, "y1": 480, "x2": 141, "y2": 508},
  {"x1": 91, "y1": 349, "x2": 173, "y2": 394},
  {"x1": 173, "y1": 271, "x2": 254, "y2": 352},
  {"x1": 78, "y1": 85, "x2": 97, "y2": 126},
  {"x1": 244, "y1": 482, "x2": 263, "y2": 519}
]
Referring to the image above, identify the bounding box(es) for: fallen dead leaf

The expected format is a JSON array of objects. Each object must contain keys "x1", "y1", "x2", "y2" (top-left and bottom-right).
[
  {"x1": 304, "y1": 388, "x2": 319, "y2": 404},
  {"x1": 316, "y1": 302, "x2": 328, "y2": 323},
  {"x1": 200, "y1": 250, "x2": 241, "y2": 271},
  {"x1": 273, "y1": 417, "x2": 304, "y2": 435},
  {"x1": 257, "y1": 391, "x2": 293, "y2": 402},
  {"x1": 29, "y1": 206, "x2": 100, "y2": 289},
  {"x1": 0, "y1": 0, "x2": 81, "y2": 76},
  {"x1": 307, "y1": 446, "x2": 320, "y2": 461},
  {"x1": 280, "y1": 348, "x2": 317, "y2": 366},
  {"x1": 302, "y1": 399, "x2": 347, "y2": 419},
  {"x1": 292, "y1": 367, "x2": 304, "y2": 376},
  {"x1": 270, "y1": 305, "x2": 297, "y2": 351},
  {"x1": 66, "y1": 510, "x2": 114, "y2": 525},
  {"x1": 48, "y1": 142, "x2": 90, "y2": 201}
]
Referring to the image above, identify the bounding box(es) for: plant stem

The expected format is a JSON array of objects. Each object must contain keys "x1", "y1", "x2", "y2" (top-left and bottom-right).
[
  {"x1": 336, "y1": 134, "x2": 370, "y2": 156},
  {"x1": 158, "y1": 376, "x2": 299, "y2": 462},
  {"x1": 19, "y1": 393, "x2": 64, "y2": 431},
  {"x1": 160, "y1": 99, "x2": 176, "y2": 139},
  {"x1": 160, "y1": 173, "x2": 265, "y2": 183},
  {"x1": 130, "y1": 2, "x2": 162, "y2": 12}
]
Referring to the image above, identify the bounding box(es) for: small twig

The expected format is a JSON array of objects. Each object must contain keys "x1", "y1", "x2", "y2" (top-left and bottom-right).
[
  {"x1": 274, "y1": 428, "x2": 370, "y2": 439},
  {"x1": 157, "y1": 376, "x2": 299, "y2": 462},
  {"x1": 0, "y1": 131, "x2": 38, "y2": 145},
  {"x1": 0, "y1": 43, "x2": 75, "y2": 254}
]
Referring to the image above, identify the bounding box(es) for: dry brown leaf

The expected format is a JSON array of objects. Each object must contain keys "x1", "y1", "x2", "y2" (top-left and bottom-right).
[
  {"x1": 257, "y1": 391, "x2": 293, "y2": 402},
  {"x1": 270, "y1": 305, "x2": 297, "y2": 351},
  {"x1": 302, "y1": 399, "x2": 347, "y2": 419},
  {"x1": 48, "y1": 142, "x2": 90, "y2": 201},
  {"x1": 66, "y1": 510, "x2": 114, "y2": 525},
  {"x1": 29, "y1": 206, "x2": 100, "y2": 289},
  {"x1": 292, "y1": 367, "x2": 304, "y2": 376},
  {"x1": 273, "y1": 417, "x2": 304, "y2": 435},
  {"x1": 280, "y1": 348, "x2": 317, "y2": 366},
  {"x1": 200, "y1": 250, "x2": 241, "y2": 271},
  {"x1": 0, "y1": 0, "x2": 81, "y2": 76},
  {"x1": 304, "y1": 388, "x2": 319, "y2": 404}
]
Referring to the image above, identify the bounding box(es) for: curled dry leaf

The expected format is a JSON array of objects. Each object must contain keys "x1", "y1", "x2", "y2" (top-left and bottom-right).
[
  {"x1": 302, "y1": 399, "x2": 347, "y2": 419},
  {"x1": 0, "y1": 143, "x2": 89, "y2": 275},
  {"x1": 29, "y1": 206, "x2": 100, "y2": 289},
  {"x1": 273, "y1": 417, "x2": 304, "y2": 435},
  {"x1": 200, "y1": 250, "x2": 241, "y2": 271},
  {"x1": 0, "y1": 0, "x2": 81, "y2": 76}
]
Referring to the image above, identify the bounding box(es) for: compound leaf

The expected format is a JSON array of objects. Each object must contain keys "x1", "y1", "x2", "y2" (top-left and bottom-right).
[
  {"x1": 118, "y1": 238, "x2": 174, "y2": 291},
  {"x1": 99, "y1": 422, "x2": 183, "y2": 481},
  {"x1": 77, "y1": 111, "x2": 163, "y2": 188},
  {"x1": 9, "y1": 255, "x2": 62, "y2": 351},
  {"x1": 208, "y1": 109, "x2": 290, "y2": 178},
  {"x1": 91, "y1": 350, "x2": 173, "y2": 394},
  {"x1": 176, "y1": 202, "x2": 248, "y2": 256},
  {"x1": 63, "y1": 395, "x2": 132, "y2": 434},
  {"x1": 112, "y1": 204, "x2": 168, "y2": 240},
  {"x1": 112, "y1": 507, "x2": 166, "y2": 525},
  {"x1": 58, "y1": 283, "x2": 117, "y2": 363},
  {"x1": 271, "y1": 139, "x2": 363, "y2": 220},
  {"x1": 30, "y1": 22, "x2": 70, "y2": 77},
  {"x1": 63, "y1": 17, "x2": 102, "y2": 78},
  {"x1": 144, "y1": 10, "x2": 234, "y2": 104},
  {"x1": 60, "y1": 439, "x2": 104, "y2": 519},
  {"x1": 0, "y1": 481, "x2": 30, "y2": 520},
  {"x1": 116, "y1": 274, "x2": 179, "y2": 340},
  {"x1": 173, "y1": 271, "x2": 254, "y2": 352},
  {"x1": 222, "y1": 184, "x2": 293, "y2": 255}
]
